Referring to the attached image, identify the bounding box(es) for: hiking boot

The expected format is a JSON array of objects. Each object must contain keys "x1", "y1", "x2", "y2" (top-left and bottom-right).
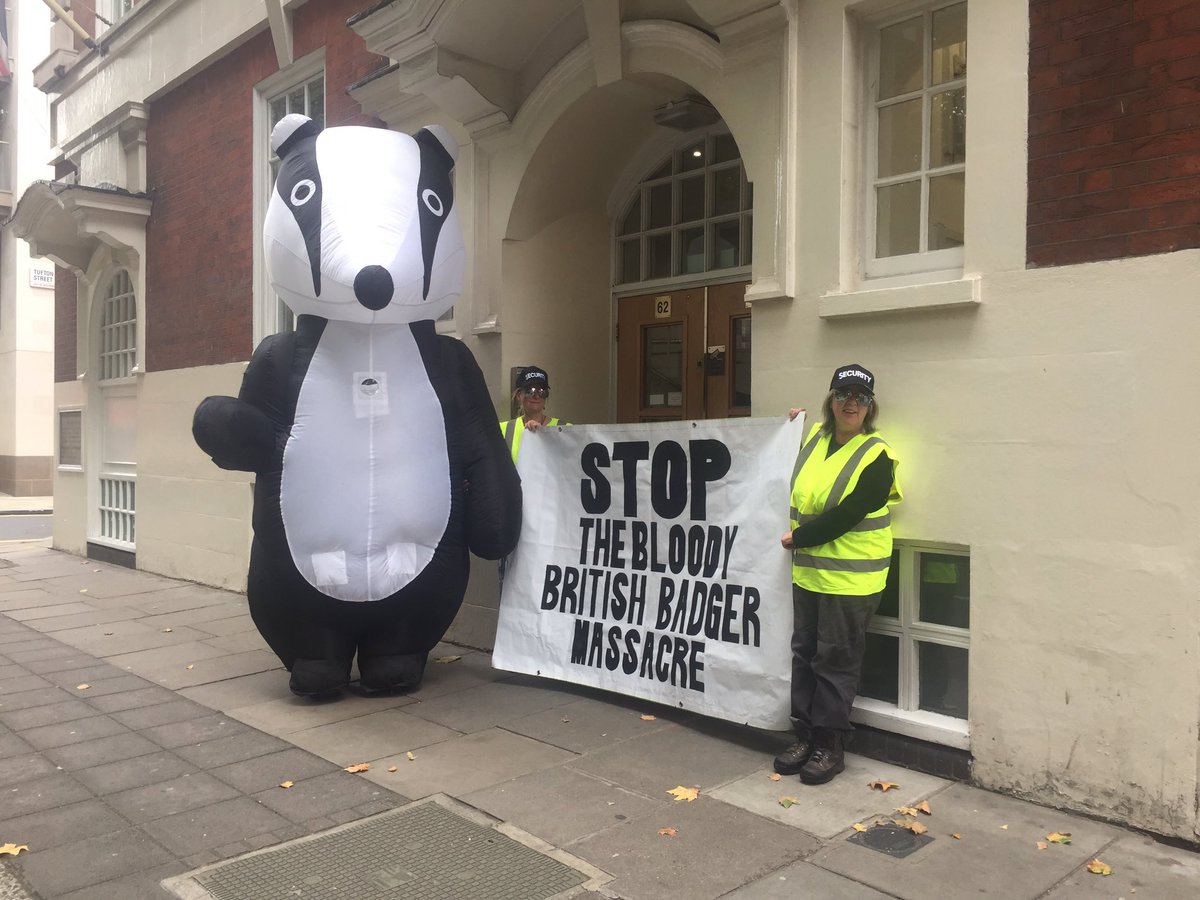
[
  {"x1": 799, "y1": 730, "x2": 845, "y2": 784},
  {"x1": 773, "y1": 733, "x2": 814, "y2": 775}
]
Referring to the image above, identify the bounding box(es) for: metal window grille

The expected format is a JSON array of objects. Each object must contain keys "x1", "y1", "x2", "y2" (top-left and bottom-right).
[
  {"x1": 99, "y1": 475, "x2": 136, "y2": 546},
  {"x1": 99, "y1": 271, "x2": 136, "y2": 380}
]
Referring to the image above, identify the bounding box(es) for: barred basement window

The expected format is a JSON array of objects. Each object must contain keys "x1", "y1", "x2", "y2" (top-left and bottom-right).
[
  {"x1": 99, "y1": 476, "x2": 136, "y2": 546},
  {"x1": 58, "y1": 410, "x2": 83, "y2": 469},
  {"x1": 856, "y1": 541, "x2": 970, "y2": 741}
]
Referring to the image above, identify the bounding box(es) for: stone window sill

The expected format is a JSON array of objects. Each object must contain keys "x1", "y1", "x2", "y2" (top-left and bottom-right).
[{"x1": 819, "y1": 276, "x2": 980, "y2": 319}]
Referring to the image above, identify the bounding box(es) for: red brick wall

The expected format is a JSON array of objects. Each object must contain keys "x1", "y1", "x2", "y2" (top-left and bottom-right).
[
  {"x1": 144, "y1": 0, "x2": 386, "y2": 372},
  {"x1": 1028, "y1": 0, "x2": 1200, "y2": 266}
]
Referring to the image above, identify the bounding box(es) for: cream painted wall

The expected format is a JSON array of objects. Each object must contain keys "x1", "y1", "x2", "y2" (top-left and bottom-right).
[{"x1": 136, "y1": 365, "x2": 253, "y2": 591}]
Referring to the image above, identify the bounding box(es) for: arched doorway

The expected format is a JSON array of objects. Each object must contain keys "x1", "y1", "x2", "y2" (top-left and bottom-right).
[{"x1": 613, "y1": 128, "x2": 753, "y2": 422}]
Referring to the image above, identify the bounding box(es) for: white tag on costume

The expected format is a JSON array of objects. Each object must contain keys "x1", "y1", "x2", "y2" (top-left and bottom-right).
[{"x1": 311, "y1": 551, "x2": 349, "y2": 586}]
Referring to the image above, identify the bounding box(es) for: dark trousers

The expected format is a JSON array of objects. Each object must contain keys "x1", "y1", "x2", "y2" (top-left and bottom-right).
[{"x1": 789, "y1": 585, "x2": 881, "y2": 735}]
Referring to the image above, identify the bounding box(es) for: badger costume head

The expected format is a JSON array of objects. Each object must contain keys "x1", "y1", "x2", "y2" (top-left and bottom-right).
[{"x1": 264, "y1": 115, "x2": 464, "y2": 324}]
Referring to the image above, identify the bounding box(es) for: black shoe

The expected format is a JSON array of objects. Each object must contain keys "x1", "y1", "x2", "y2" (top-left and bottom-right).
[
  {"x1": 289, "y1": 658, "x2": 351, "y2": 698},
  {"x1": 799, "y1": 732, "x2": 845, "y2": 785},
  {"x1": 358, "y1": 652, "x2": 428, "y2": 693},
  {"x1": 773, "y1": 735, "x2": 814, "y2": 775}
]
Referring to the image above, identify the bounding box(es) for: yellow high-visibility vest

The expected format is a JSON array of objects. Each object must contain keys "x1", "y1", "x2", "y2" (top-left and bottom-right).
[
  {"x1": 499, "y1": 416, "x2": 565, "y2": 463},
  {"x1": 789, "y1": 423, "x2": 902, "y2": 595}
]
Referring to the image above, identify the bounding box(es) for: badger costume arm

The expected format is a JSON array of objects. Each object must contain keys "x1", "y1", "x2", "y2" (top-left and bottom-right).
[
  {"x1": 445, "y1": 337, "x2": 523, "y2": 559},
  {"x1": 193, "y1": 333, "x2": 292, "y2": 473}
]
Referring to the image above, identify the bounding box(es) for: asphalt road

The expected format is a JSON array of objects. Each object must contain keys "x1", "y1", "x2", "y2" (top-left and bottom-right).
[{"x1": 0, "y1": 514, "x2": 52, "y2": 541}]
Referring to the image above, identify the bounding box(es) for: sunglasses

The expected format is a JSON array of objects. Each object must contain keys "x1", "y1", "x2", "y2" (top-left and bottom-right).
[
  {"x1": 832, "y1": 389, "x2": 873, "y2": 405},
  {"x1": 523, "y1": 387, "x2": 549, "y2": 398}
]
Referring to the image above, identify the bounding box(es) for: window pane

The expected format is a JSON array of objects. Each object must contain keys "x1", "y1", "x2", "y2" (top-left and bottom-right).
[
  {"x1": 712, "y1": 165, "x2": 741, "y2": 216},
  {"x1": 620, "y1": 195, "x2": 642, "y2": 235},
  {"x1": 287, "y1": 87, "x2": 305, "y2": 115},
  {"x1": 678, "y1": 227, "x2": 704, "y2": 275},
  {"x1": 619, "y1": 239, "x2": 640, "y2": 283},
  {"x1": 930, "y1": 88, "x2": 966, "y2": 167},
  {"x1": 918, "y1": 642, "x2": 968, "y2": 719},
  {"x1": 731, "y1": 316, "x2": 751, "y2": 407},
  {"x1": 918, "y1": 553, "x2": 970, "y2": 628},
  {"x1": 646, "y1": 232, "x2": 672, "y2": 279},
  {"x1": 307, "y1": 80, "x2": 325, "y2": 130},
  {"x1": 929, "y1": 172, "x2": 965, "y2": 251},
  {"x1": 269, "y1": 97, "x2": 287, "y2": 128},
  {"x1": 710, "y1": 220, "x2": 739, "y2": 269},
  {"x1": 679, "y1": 175, "x2": 704, "y2": 223},
  {"x1": 878, "y1": 16, "x2": 923, "y2": 100},
  {"x1": 680, "y1": 139, "x2": 705, "y2": 172},
  {"x1": 648, "y1": 183, "x2": 672, "y2": 229},
  {"x1": 860, "y1": 632, "x2": 899, "y2": 704},
  {"x1": 932, "y1": 3, "x2": 967, "y2": 85},
  {"x1": 876, "y1": 550, "x2": 901, "y2": 618},
  {"x1": 743, "y1": 214, "x2": 753, "y2": 264},
  {"x1": 713, "y1": 132, "x2": 739, "y2": 163},
  {"x1": 876, "y1": 181, "x2": 920, "y2": 257},
  {"x1": 877, "y1": 98, "x2": 922, "y2": 177},
  {"x1": 643, "y1": 324, "x2": 683, "y2": 407}
]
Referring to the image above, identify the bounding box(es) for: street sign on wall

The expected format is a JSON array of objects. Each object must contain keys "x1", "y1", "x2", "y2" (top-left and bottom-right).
[{"x1": 30, "y1": 266, "x2": 55, "y2": 289}]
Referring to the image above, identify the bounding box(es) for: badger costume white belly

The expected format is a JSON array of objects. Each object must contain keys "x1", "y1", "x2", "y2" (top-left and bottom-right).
[
  {"x1": 193, "y1": 115, "x2": 521, "y2": 698},
  {"x1": 282, "y1": 323, "x2": 450, "y2": 601}
]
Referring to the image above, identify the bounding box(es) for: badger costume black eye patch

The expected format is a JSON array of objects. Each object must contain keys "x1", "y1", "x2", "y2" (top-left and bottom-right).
[
  {"x1": 275, "y1": 146, "x2": 324, "y2": 296},
  {"x1": 413, "y1": 129, "x2": 455, "y2": 299}
]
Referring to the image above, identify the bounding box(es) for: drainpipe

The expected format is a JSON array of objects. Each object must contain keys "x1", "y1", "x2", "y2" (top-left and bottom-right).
[{"x1": 37, "y1": 0, "x2": 99, "y2": 51}]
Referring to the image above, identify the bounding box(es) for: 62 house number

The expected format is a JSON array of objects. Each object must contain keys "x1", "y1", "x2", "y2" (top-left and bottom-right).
[{"x1": 654, "y1": 296, "x2": 671, "y2": 318}]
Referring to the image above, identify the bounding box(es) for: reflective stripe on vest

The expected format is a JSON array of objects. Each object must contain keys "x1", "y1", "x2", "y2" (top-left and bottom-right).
[
  {"x1": 792, "y1": 509, "x2": 892, "y2": 531},
  {"x1": 791, "y1": 553, "x2": 892, "y2": 573}
]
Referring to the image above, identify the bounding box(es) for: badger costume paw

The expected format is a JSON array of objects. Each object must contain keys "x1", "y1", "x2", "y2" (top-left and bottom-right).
[{"x1": 357, "y1": 652, "x2": 429, "y2": 693}]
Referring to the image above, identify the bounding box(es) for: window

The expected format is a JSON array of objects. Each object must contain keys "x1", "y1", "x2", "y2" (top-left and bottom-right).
[
  {"x1": 58, "y1": 410, "x2": 83, "y2": 469},
  {"x1": 99, "y1": 270, "x2": 136, "y2": 381},
  {"x1": 856, "y1": 541, "x2": 970, "y2": 743},
  {"x1": 96, "y1": 270, "x2": 138, "y2": 548},
  {"x1": 615, "y1": 131, "x2": 753, "y2": 287},
  {"x1": 97, "y1": 0, "x2": 139, "y2": 34},
  {"x1": 866, "y1": 2, "x2": 966, "y2": 279}
]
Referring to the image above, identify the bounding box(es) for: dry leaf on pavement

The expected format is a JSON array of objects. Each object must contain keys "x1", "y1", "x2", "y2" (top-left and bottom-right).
[
  {"x1": 344, "y1": 763, "x2": 371, "y2": 773},
  {"x1": 768, "y1": 773, "x2": 782, "y2": 782},
  {"x1": 667, "y1": 786, "x2": 699, "y2": 802},
  {"x1": 163, "y1": 628, "x2": 173, "y2": 633},
  {"x1": 433, "y1": 655, "x2": 461, "y2": 664},
  {"x1": 951, "y1": 833, "x2": 961, "y2": 840},
  {"x1": 893, "y1": 818, "x2": 928, "y2": 834},
  {"x1": 852, "y1": 823, "x2": 868, "y2": 832},
  {"x1": 186, "y1": 664, "x2": 194, "y2": 670},
  {"x1": 895, "y1": 806, "x2": 920, "y2": 816},
  {"x1": 640, "y1": 714, "x2": 657, "y2": 721},
  {"x1": 868, "y1": 780, "x2": 900, "y2": 792},
  {"x1": 1036, "y1": 841, "x2": 1048, "y2": 850},
  {"x1": 76, "y1": 684, "x2": 90, "y2": 690},
  {"x1": 406, "y1": 752, "x2": 416, "y2": 761},
  {"x1": 387, "y1": 766, "x2": 398, "y2": 772},
  {"x1": 0, "y1": 844, "x2": 28, "y2": 857},
  {"x1": 657, "y1": 827, "x2": 678, "y2": 837},
  {"x1": 779, "y1": 796, "x2": 799, "y2": 808},
  {"x1": 1086, "y1": 858, "x2": 1112, "y2": 876},
  {"x1": 914, "y1": 800, "x2": 932, "y2": 814},
  {"x1": 279, "y1": 781, "x2": 294, "y2": 789},
  {"x1": 1046, "y1": 832, "x2": 1071, "y2": 844}
]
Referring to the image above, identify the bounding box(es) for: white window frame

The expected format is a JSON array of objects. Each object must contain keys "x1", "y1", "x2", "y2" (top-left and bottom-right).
[
  {"x1": 96, "y1": 0, "x2": 138, "y2": 37},
  {"x1": 852, "y1": 539, "x2": 971, "y2": 749},
  {"x1": 252, "y1": 50, "x2": 326, "y2": 346},
  {"x1": 56, "y1": 408, "x2": 84, "y2": 472},
  {"x1": 862, "y1": 1, "x2": 966, "y2": 282}
]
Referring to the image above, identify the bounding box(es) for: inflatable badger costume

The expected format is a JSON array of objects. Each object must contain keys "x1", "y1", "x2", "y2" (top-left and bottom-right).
[{"x1": 194, "y1": 115, "x2": 521, "y2": 697}]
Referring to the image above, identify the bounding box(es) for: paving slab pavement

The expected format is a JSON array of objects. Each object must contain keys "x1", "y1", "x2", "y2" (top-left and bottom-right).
[{"x1": 0, "y1": 540, "x2": 1196, "y2": 899}]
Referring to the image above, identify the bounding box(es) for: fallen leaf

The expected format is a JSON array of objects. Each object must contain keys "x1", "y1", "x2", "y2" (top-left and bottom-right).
[
  {"x1": 895, "y1": 806, "x2": 920, "y2": 816},
  {"x1": 1036, "y1": 841, "x2": 1048, "y2": 850},
  {"x1": 433, "y1": 655, "x2": 461, "y2": 664},
  {"x1": 640, "y1": 714, "x2": 657, "y2": 721},
  {"x1": 79, "y1": 588, "x2": 88, "y2": 593},
  {"x1": 185, "y1": 664, "x2": 194, "y2": 670},
  {"x1": 344, "y1": 763, "x2": 371, "y2": 773},
  {"x1": 852, "y1": 823, "x2": 868, "y2": 832},
  {"x1": 279, "y1": 781, "x2": 294, "y2": 789},
  {"x1": 951, "y1": 833, "x2": 961, "y2": 840},
  {"x1": 1086, "y1": 858, "x2": 1112, "y2": 876},
  {"x1": 1000, "y1": 824, "x2": 1009, "y2": 830},
  {"x1": 893, "y1": 818, "x2": 928, "y2": 834},
  {"x1": 657, "y1": 827, "x2": 677, "y2": 837},
  {"x1": 103, "y1": 632, "x2": 113, "y2": 636},
  {"x1": 768, "y1": 773, "x2": 782, "y2": 782},
  {"x1": 406, "y1": 752, "x2": 416, "y2": 761},
  {"x1": 163, "y1": 628, "x2": 173, "y2": 633},
  {"x1": 76, "y1": 684, "x2": 90, "y2": 691},
  {"x1": 914, "y1": 800, "x2": 932, "y2": 815},
  {"x1": 561, "y1": 717, "x2": 570, "y2": 723},
  {"x1": 868, "y1": 780, "x2": 900, "y2": 792},
  {"x1": 667, "y1": 786, "x2": 699, "y2": 802},
  {"x1": 387, "y1": 766, "x2": 398, "y2": 773},
  {"x1": 0, "y1": 844, "x2": 28, "y2": 857},
  {"x1": 778, "y1": 796, "x2": 799, "y2": 808},
  {"x1": 1047, "y1": 831, "x2": 1071, "y2": 844}
]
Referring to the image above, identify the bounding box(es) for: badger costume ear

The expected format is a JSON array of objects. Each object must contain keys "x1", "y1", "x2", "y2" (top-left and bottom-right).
[
  {"x1": 414, "y1": 125, "x2": 458, "y2": 169},
  {"x1": 271, "y1": 114, "x2": 321, "y2": 159}
]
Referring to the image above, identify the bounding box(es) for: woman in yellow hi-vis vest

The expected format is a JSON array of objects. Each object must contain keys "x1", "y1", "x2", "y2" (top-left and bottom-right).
[
  {"x1": 498, "y1": 365, "x2": 570, "y2": 464},
  {"x1": 775, "y1": 363, "x2": 902, "y2": 785}
]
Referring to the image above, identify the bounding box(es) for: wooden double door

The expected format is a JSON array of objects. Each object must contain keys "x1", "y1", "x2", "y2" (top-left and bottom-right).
[{"x1": 616, "y1": 282, "x2": 751, "y2": 423}]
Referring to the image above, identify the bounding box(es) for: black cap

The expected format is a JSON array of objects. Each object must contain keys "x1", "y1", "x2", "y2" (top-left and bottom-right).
[
  {"x1": 519, "y1": 366, "x2": 550, "y2": 391},
  {"x1": 830, "y1": 363, "x2": 875, "y2": 394}
]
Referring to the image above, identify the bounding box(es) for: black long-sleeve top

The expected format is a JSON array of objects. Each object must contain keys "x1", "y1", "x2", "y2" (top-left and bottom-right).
[{"x1": 791, "y1": 450, "x2": 894, "y2": 549}]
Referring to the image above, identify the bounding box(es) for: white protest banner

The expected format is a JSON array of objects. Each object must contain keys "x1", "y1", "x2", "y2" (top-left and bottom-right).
[{"x1": 493, "y1": 415, "x2": 805, "y2": 730}]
